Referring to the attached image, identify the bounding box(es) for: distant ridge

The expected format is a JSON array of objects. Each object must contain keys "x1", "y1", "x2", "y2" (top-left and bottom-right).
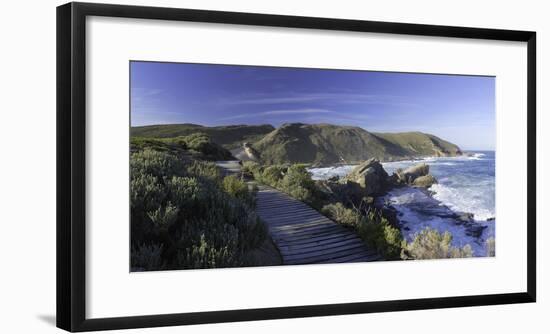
[
  {"x1": 131, "y1": 122, "x2": 462, "y2": 165},
  {"x1": 252, "y1": 123, "x2": 462, "y2": 165},
  {"x1": 131, "y1": 123, "x2": 275, "y2": 149}
]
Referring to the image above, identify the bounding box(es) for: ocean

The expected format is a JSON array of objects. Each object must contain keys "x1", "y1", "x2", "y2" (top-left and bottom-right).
[{"x1": 308, "y1": 151, "x2": 496, "y2": 256}]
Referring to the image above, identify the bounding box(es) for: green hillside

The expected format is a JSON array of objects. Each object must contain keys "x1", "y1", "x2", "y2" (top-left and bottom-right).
[
  {"x1": 130, "y1": 134, "x2": 233, "y2": 161},
  {"x1": 253, "y1": 123, "x2": 462, "y2": 165},
  {"x1": 131, "y1": 123, "x2": 462, "y2": 165},
  {"x1": 131, "y1": 123, "x2": 275, "y2": 149},
  {"x1": 374, "y1": 132, "x2": 462, "y2": 157}
]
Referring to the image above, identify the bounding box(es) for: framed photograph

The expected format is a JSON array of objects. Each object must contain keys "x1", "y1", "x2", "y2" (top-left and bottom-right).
[{"x1": 57, "y1": 2, "x2": 536, "y2": 332}]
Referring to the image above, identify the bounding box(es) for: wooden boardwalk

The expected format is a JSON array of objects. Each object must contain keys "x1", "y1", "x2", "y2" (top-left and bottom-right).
[{"x1": 216, "y1": 161, "x2": 381, "y2": 265}]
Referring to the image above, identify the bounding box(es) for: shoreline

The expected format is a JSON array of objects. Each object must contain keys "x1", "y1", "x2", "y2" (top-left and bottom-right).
[
  {"x1": 308, "y1": 154, "x2": 495, "y2": 254},
  {"x1": 309, "y1": 151, "x2": 492, "y2": 168}
]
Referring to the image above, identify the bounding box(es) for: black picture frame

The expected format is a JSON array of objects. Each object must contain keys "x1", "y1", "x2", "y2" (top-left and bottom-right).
[{"x1": 57, "y1": 2, "x2": 537, "y2": 332}]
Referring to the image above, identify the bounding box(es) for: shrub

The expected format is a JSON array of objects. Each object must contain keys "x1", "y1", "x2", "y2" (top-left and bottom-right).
[
  {"x1": 277, "y1": 164, "x2": 320, "y2": 205},
  {"x1": 130, "y1": 148, "x2": 267, "y2": 271},
  {"x1": 130, "y1": 173, "x2": 165, "y2": 213},
  {"x1": 222, "y1": 175, "x2": 255, "y2": 206},
  {"x1": 131, "y1": 243, "x2": 164, "y2": 271},
  {"x1": 245, "y1": 163, "x2": 323, "y2": 208},
  {"x1": 357, "y1": 215, "x2": 403, "y2": 259},
  {"x1": 401, "y1": 227, "x2": 473, "y2": 260},
  {"x1": 147, "y1": 202, "x2": 179, "y2": 232},
  {"x1": 167, "y1": 176, "x2": 208, "y2": 215},
  {"x1": 186, "y1": 160, "x2": 221, "y2": 180},
  {"x1": 321, "y1": 203, "x2": 361, "y2": 227},
  {"x1": 242, "y1": 161, "x2": 261, "y2": 176},
  {"x1": 183, "y1": 132, "x2": 232, "y2": 160},
  {"x1": 260, "y1": 165, "x2": 286, "y2": 185},
  {"x1": 130, "y1": 148, "x2": 185, "y2": 179},
  {"x1": 486, "y1": 237, "x2": 496, "y2": 257},
  {"x1": 131, "y1": 133, "x2": 233, "y2": 160},
  {"x1": 321, "y1": 202, "x2": 402, "y2": 259}
]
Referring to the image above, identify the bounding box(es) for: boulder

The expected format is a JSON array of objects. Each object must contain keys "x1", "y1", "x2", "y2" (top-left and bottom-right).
[
  {"x1": 412, "y1": 174, "x2": 438, "y2": 188},
  {"x1": 242, "y1": 142, "x2": 260, "y2": 161},
  {"x1": 343, "y1": 158, "x2": 388, "y2": 196},
  {"x1": 398, "y1": 163, "x2": 430, "y2": 183},
  {"x1": 391, "y1": 163, "x2": 439, "y2": 187}
]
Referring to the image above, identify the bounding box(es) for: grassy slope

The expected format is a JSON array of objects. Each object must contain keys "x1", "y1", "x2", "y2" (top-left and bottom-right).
[
  {"x1": 131, "y1": 123, "x2": 275, "y2": 150},
  {"x1": 374, "y1": 132, "x2": 462, "y2": 157},
  {"x1": 131, "y1": 123, "x2": 462, "y2": 165},
  {"x1": 253, "y1": 123, "x2": 462, "y2": 165},
  {"x1": 130, "y1": 135, "x2": 233, "y2": 161}
]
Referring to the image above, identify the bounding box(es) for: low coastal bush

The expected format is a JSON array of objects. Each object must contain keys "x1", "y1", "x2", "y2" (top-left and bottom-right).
[
  {"x1": 244, "y1": 162, "x2": 324, "y2": 208},
  {"x1": 322, "y1": 202, "x2": 403, "y2": 259},
  {"x1": 357, "y1": 212, "x2": 403, "y2": 259},
  {"x1": 222, "y1": 175, "x2": 256, "y2": 207},
  {"x1": 241, "y1": 160, "x2": 261, "y2": 176},
  {"x1": 321, "y1": 203, "x2": 361, "y2": 227},
  {"x1": 130, "y1": 148, "x2": 267, "y2": 271},
  {"x1": 131, "y1": 243, "x2": 164, "y2": 271},
  {"x1": 486, "y1": 237, "x2": 496, "y2": 257},
  {"x1": 400, "y1": 227, "x2": 473, "y2": 260},
  {"x1": 131, "y1": 133, "x2": 233, "y2": 161},
  {"x1": 278, "y1": 164, "x2": 319, "y2": 204}
]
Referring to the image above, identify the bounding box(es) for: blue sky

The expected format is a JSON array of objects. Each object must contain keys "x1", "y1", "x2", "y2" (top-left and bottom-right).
[{"x1": 131, "y1": 61, "x2": 495, "y2": 150}]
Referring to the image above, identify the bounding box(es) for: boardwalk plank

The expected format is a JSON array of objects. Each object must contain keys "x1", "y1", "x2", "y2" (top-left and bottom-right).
[
  {"x1": 214, "y1": 162, "x2": 381, "y2": 265},
  {"x1": 271, "y1": 223, "x2": 340, "y2": 235},
  {"x1": 262, "y1": 215, "x2": 331, "y2": 225},
  {"x1": 283, "y1": 242, "x2": 367, "y2": 260},
  {"x1": 257, "y1": 210, "x2": 320, "y2": 219},
  {"x1": 278, "y1": 235, "x2": 363, "y2": 254},
  {"x1": 285, "y1": 245, "x2": 368, "y2": 264},
  {"x1": 272, "y1": 228, "x2": 352, "y2": 244},
  {"x1": 269, "y1": 219, "x2": 335, "y2": 231},
  {"x1": 276, "y1": 232, "x2": 358, "y2": 247},
  {"x1": 271, "y1": 224, "x2": 345, "y2": 238}
]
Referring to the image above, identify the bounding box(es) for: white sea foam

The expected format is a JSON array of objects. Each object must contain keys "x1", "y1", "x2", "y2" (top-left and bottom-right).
[
  {"x1": 385, "y1": 187, "x2": 494, "y2": 256},
  {"x1": 429, "y1": 183, "x2": 495, "y2": 221},
  {"x1": 308, "y1": 165, "x2": 356, "y2": 180},
  {"x1": 467, "y1": 152, "x2": 486, "y2": 160},
  {"x1": 308, "y1": 152, "x2": 495, "y2": 256}
]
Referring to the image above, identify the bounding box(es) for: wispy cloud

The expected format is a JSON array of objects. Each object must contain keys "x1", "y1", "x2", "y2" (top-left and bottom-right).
[
  {"x1": 220, "y1": 108, "x2": 331, "y2": 121},
  {"x1": 221, "y1": 92, "x2": 421, "y2": 108}
]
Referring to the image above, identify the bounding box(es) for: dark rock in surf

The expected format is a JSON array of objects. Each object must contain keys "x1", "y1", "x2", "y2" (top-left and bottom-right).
[
  {"x1": 390, "y1": 163, "x2": 438, "y2": 188},
  {"x1": 412, "y1": 174, "x2": 438, "y2": 188}
]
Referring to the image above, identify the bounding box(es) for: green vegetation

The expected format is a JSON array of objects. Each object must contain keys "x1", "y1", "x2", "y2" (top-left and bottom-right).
[
  {"x1": 131, "y1": 133, "x2": 233, "y2": 161},
  {"x1": 321, "y1": 202, "x2": 480, "y2": 260},
  {"x1": 375, "y1": 131, "x2": 462, "y2": 157},
  {"x1": 130, "y1": 148, "x2": 267, "y2": 271},
  {"x1": 322, "y1": 203, "x2": 403, "y2": 259},
  {"x1": 321, "y1": 203, "x2": 361, "y2": 227},
  {"x1": 400, "y1": 227, "x2": 473, "y2": 260},
  {"x1": 245, "y1": 161, "x2": 405, "y2": 260},
  {"x1": 131, "y1": 123, "x2": 275, "y2": 149},
  {"x1": 130, "y1": 124, "x2": 476, "y2": 265},
  {"x1": 242, "y1": 161, "x2": 325, "y2": 208},
  {"x1": 132, "y1": 123, "x2": 462, "y2": 165},
  {"x1": 222, "y1": 175, "x2": 255, "y2": 207},
  {"x1": 486, "y1": 237, "x2": 496, "y2": 257},
  {"x1": 252, "y1": 123, "x2": 462, "y2": 165}
]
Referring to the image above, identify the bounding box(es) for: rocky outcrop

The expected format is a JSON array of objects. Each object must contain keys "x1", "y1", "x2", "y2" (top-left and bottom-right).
[
  {"x1": 392, "y1": 163, "x2": 438, "y2": 188},
  {"x1": 343, "y1": 158, "x2": 389, "y2": 196},
  {"x1": 314, "y1": 159, "x2": 390, "y2": 204},
  {"x1": 243, "y1": 142, "x2": 260, "y2": 161},
  {"x1": 412, "y1": 174, "x2": 438, "y2": 188}
]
